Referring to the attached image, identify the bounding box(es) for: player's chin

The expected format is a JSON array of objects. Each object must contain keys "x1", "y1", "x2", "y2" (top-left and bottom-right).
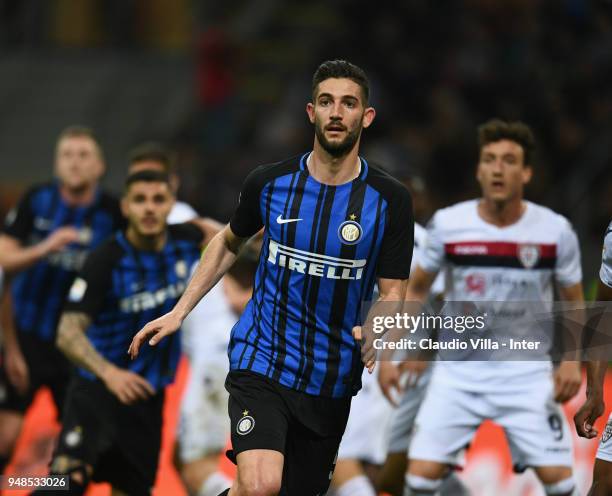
[
  {"x1": 137, "y1": 222, "x2": 164, "y2": 236},
  {"x1": 487, "y1": 190, "x2": 510, "y2": 202}
]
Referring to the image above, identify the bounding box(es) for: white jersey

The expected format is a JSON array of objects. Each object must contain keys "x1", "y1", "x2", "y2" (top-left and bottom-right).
[
  {"x1": 414, "y1": 222, "x2": 444, "y2": 297},
  {"x1": 600, "y1": 221, "x2": 612, "y2": 288},
  {"x1": 181, "y1": 279, "x2": 236, "y2": 362},
  {"x1": 168, "y1": 200, "x2": 198, "y2": 224},
  {"x1": 418, "y1": 199, "x2": 582, "y2": 391}
]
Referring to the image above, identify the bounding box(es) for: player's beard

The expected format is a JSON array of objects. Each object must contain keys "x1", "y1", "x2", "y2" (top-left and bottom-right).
[{"x1": 315, "y1": 119, "x2": 362, "y2": 158}]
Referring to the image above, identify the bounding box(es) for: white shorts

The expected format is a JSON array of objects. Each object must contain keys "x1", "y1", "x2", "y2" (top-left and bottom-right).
[
  {"x1": 337, "y1": 369, "x2": 394, "y2": 465},
  {"x1": 387, "y1": 365, "x2": 433, "y2": 454},
  {"x1": 409, "y1": 372, "x2": 573, "y2": 469},
  {"x1": 596, "y1": 412, "x2": 612, "y2": 462},
  {"x1": 177, "y1": 356, "x2": 230, "y2": 463}
]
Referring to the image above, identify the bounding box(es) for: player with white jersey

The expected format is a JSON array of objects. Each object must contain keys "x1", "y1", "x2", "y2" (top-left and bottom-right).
[
  {"x1": 386, "y1": 119, "x2": 584, "y2": 496},
  {"x1": 331, "y1": 223, "x2": 431, "y2": 496},
  {"x1": 177, "y1": 257, "x2": 255, "y2": 496},
  {"x1": 376, "y1": 229, "x2": 465, "y2": 496},
  {"x1": 574, "y1": 221, "x2": 612, "y2": 496}
]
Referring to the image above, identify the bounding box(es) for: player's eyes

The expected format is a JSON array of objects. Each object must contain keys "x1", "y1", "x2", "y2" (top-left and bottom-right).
[{"x1": 319, "y1": 99, "x2": 331, "y2": 106}]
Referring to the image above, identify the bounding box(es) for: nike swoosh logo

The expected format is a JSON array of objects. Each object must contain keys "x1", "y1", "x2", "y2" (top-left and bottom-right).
[{"x1": 276, "y1": 215, "x2": 303, "y2": 224}]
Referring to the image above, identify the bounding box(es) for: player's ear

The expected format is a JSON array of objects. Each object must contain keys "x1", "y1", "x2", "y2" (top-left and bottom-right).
[
  {"x1": 120, "y1": 196, "x2": 129, "y2": 217},
  {"x1": 475, "y1": 162, "x2": 485, "y2": 185},
  {"x1": 522, "y1": 165, "x2": 533, "y2": 185},
  {"x1": 362, "y1": 107, "x2": 376, "y2": 129},
  {"x1": 306, "y1": 102, "x2": 315, "y2": 124}
]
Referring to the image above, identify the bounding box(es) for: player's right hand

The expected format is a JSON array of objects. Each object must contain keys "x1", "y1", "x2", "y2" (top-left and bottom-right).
[
  {"x1": 5, "y1": 341, "x2": 29, "y2": 394},
  {"x1": 378, "y1": 361, "x2": 402, "y2": 406},
  {"x1": 102, "y1": 365, "x2": 155, "y2": 404},
  {"x1": 41, "y1": 226, "x2": 80, "y2": 254},
  {"x1": 128, "y1": 311, "x2": 182, "y2": 359},
  {"x1": 574, "y1": 395, "x2": 605, "y2": 439}
]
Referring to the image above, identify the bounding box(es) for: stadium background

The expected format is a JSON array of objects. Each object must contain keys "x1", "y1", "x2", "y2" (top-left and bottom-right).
[{"x1": 1, "y1": 0, "x2": 612, "y2": 494}]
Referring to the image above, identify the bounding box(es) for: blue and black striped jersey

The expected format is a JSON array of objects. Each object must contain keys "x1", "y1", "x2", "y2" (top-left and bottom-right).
[
  {"x1": 3, "y1": 182, "x2": 123, "y2": 341},
  {"x1": 228, "y1": 153, "x2": 414, "y2": 398},
  {"x1": 64, "y1": 223, "x2": 203, "y2": 391}
]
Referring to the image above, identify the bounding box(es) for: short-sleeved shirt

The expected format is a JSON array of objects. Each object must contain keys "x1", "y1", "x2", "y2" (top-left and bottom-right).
[
  {"x1": 64, "y1": 224, "x2": 203, "y2": 391},
  {"x1": 228, "y1": 153, "x2": 414, "y2": 398},
  {"x1": 3, "y1": 182, "x2": 123, "y2": 341},
  {"x1": 600, "y1": 221, "x2": 612, "y2": 288},
  {"x1": 418, "y1": 199, "x2": 582, "y2": 391}
]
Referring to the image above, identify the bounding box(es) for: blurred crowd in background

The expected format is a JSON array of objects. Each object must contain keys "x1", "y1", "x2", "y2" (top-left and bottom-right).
[{"x1": 0, "y1": 0, "x2": 611, "y2": 284}]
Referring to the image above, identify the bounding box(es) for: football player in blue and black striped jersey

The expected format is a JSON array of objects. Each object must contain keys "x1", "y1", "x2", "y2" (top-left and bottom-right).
[
  {"x1": 36, "y1": 170, "x2": 218, "y2": 495},
  {"x1": 130, "y1": 60, "x2": 414, "y2": 496},
  {"x1": 0, "y1": 126, "x2": 123, "y2": 474}
]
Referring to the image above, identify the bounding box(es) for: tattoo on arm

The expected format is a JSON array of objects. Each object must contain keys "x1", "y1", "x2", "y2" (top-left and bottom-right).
[{"x1": 57, "y1": 312, "x2": 111, "y2": 379}]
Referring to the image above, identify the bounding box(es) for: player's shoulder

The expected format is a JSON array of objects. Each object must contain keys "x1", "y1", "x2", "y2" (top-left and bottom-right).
[
  {"x1": 244, "y1": 155, "x2": 303, "y2": 187},
  {"x1": 96, "y1": 188, "x2": 121, "y2": 210},
  {"x1": 432, "y1": 199, "x2": 479, "y2": 226},
  {"x1": 20, "y1": 181, "x2": 57, "y2": 204},
  {"x1": 168, "y1": 201, "x2": 198, "y2": 224},
  {"x1": 85, "y1": 235, "x2": 125, "y2": 268},
  {"x1": 364, "y1": 161, "x2": 411, "y2": 201},
  {"x1": 168, "y1": 222, "x2": 204, "y2": 244},
  {"x1": 525, "y1": 201, "x2": 573, "y2": 232},
  {"x1": 414, "y1": 222, "x2": 427, "y2": 248}
]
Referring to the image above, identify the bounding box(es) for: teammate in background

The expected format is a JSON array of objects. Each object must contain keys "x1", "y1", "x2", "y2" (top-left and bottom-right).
[
  {"x1": 331, "y1": 223, "x2": 446, "y2": 496},
  {"x1": 129, "y1": 59, "x2": 414, "y2": 496},
  {"x1": 388, "y1": 119, "x2": 583, "y2": 496},
  {"x1": 125, "y1": 141, "x2": 236, "y2": 495},
  {"x1": 0, "y1": 127, "x2": 123, "y2": 474},
  {"x1": 34, "y1": 170, "x2": 219, "y2": 495},
  {"x1": 574, "y1": 221, "x2": 612, "y2": 495},
  {"x1": 127, "y1": 142, "x2": 199, "y2": 224},
  {"x1": 177, "y1": 256, "x2": 257, "y2": 496}
]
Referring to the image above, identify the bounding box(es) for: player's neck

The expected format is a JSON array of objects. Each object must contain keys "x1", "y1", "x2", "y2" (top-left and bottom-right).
[
  {"x1": 308, "y1": 144, "x2": 361, "y2": 185},
  {"x1": 478, "y1": 197, "x2": 526, "y2": 227},
  {"x1": 59, "y1": 182, "x2": 97, "y2": 206},
  {"x1": 125, "y1": 227, "x2": 167, "y2": 251}
]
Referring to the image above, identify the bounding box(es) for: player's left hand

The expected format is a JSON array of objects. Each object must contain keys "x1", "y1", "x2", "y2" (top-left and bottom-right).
[
  {"x1": 574, "y1": 395, "x2": 605, "y2": 439},
  {"x1": 353, "y1": 325, "x2": 376, "y2": 373},
  {"x1": 128, "y1": 311, "x2": 182, "y2": 359},
  {"x1": 554, "y1": 360, "x2": 582, "y2": 403}
]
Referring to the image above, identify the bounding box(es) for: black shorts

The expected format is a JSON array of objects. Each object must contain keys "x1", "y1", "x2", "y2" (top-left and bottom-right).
[
  {"x1": 225, "y1": 370, "x2": 352, "y2": 496},
  {"x1": 0, "y1": 331, "x2": 71, "y2": 416},
  {"x1": 53, "y1": 375, "x2": 164, "y2": 496}
]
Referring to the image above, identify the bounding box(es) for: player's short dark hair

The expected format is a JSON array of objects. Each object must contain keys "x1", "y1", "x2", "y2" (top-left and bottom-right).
[
  {"x1": 477, "y1": 119, "x2": 536, "y2": 166},
  {"x1": 128, "y1": 142, "x2": 173, "y2": 172},
  {"x1": 312, "y1": 60, "x2": 370, "y2": 104},
  {"x1": 124, "y1": 170, "x2": 171, "y2": 192},
  {"x1": 56, "y1": 125, "x2": 103, "y2": 159}
]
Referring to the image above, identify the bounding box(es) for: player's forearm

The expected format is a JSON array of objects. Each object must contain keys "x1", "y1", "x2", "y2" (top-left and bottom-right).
[
  {"x1": 56, "y1": 311, "x2": 113, "y2": 379},
  {"x1": 173, "y1": 228, "x2": 243, "y2": 320},
  {"x1": 586, "y1": 360, "x2": 607, "y2": 400},
  {"x1": 0, "y1": 243, "x2": 48, "y2": 273},
  {"x1": 0, "y1": 284, "x2": 19, "y2": 349}
]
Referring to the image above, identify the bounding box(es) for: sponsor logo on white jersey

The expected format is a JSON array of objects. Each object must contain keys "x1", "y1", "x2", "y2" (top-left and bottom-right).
[{"x1": 267, "y1": 239, "x2": 366, "y2": 280}]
